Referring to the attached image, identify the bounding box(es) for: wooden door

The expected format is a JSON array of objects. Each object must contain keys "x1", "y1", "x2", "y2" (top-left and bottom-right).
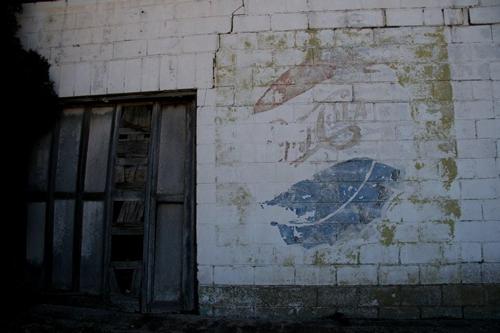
[
  {"x1": 148, "y1": 102, "x2": 196, "y2": 312},
  {"x1": 24, "y1": 95, "x2": 196, "y2": 313}
]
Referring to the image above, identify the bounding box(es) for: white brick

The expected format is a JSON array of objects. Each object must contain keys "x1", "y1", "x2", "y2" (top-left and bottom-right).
[
  {"x1": 59, "y1": 63, "x2": 76, "y2": 97},
  {"x1": 476, "y1": 119, "x2": 500, "y2": 138},
  {"x1": 354, "y1": 83, "x2": 410, "y2": 101},
  {"x1": 483, "y1": 263, "x2": 500, "y2": 282},
  {"x1": 273, "y1": 49, "x2": 306, "y2": 66},
  {"x1": 386, "y1": 9, "x2": 424, "y2": 27},
  {"x1": 470, "y1": 6, "x2": 500, "y2": 24},
  {"x1": 214, "y1": 266, "x2": 254, "y2": 285},
  {"x1": 457, "y1": 159, "x2": 498, "y2": 179},
  {"x1": 419, "y1": 222, "x2": 454, "y2": 242},
  {"x1": 483, "y1": 243, "x2": 500, "y2": 262},
  {"x1": 196, "y1": 53, "x2": 214, "y2": 88},
  {"x1": 174, "y1": 16, "x2": 232, "y2": 36},
  {"x1": 246, "y1": 0, "x2": 286, "y2": 14},
  {"x1": 312, "y1": 84, "x2": 353, "y2": 102},
  {"x1": 451, "y1": 63, "x2": 491, "y2": 80},
  {"x1": 285, "y1": 0, "x2": 309, "y2": 12},
  {"x1": 294, "y1": 265, "x2": 320, "y2": 285},
  {"x1": 444, "y1": 8, "x2": 465, "y2": 25},
  {"x1": 141, "y1": 56, "x2": 160, "y2": 92},
  {"x1": 454, "y1": 101, "x2": 494, "y2": 119},
  {"x1": 461, "y1": 178, "x2": 497, "y2": 199},
  {"x1": 181, "y1": 34, "x2": 219, "y2": 53},
  {"x1": 337, "y1": 265, "x2": 378, "y2": 285},
  {"x1": 233, "y1": 15, "x2": 271, "y2": 32},
  {"x1": 359, "y1": 245, "x2": 399, "y2": 264},
  {"x1": 147, "y1": 37, "x2": 181, "y2": 56},
  {"x1": 124, "y1": 58, "x2": 141, "y2": 93},
  {"x1": 460, "y1": 200, "x2": 484, "y2": 220},
  {"x1": 198, "y1": 265, "x2": 213, "y2": 285},
  {"x1": 309, "y1": 10, "x2": 384, "y2": 29},
  {"x1": 106, "y1": 60, "x2": 125, "y2": 94},
  {"x1": 254, "y1": 266, "x2": 294, "y2": 285},
  {"x1": 235, "y1": 50, "x2": 272, "y2": 68},
  {"x1": 420, "y1": 264, "x2": 460, "y2": 284},
  {"x1": 271, "y1": 13, "x2": 308, "y2": 31},
  {"x1": 493, "y1": 24, "x2": 500, "y2": 42},
  {"x1": 379, "y1": 265, "x2": 419, "y2": 285},
  {"x1": 90, "y1": 61, "x2": 107, "y2": 95},
  {"x1": 494, "y1": 81, "x2": 500, "y2": 98},
  {"x1": 197, "y1": 183, "x2": 216, "y2": 204},
  {"x1": 374, "y1": 103, "x2": 412, "y2": 121},
  {"x1": 483, "y1": 199, "x2": 500, "y2": 220},
  {"x1": 159, "y1": 55, "x2": 178, "y2": 90},
  {"x1": 460, "y1": 242, "x2": 482, "y2": 262},
  {"x1": 74, "y1": 62, "x2": 91, "y2": 96},
  {"x1": 61, "y1": 28, "x2": 92, "y2": 46},
  {"x1": 175, "y1": 0, "x2": 240, "y2": 19},
  {"x1": 452, "y1": 26, "x2": 493, "y2": 43},
  {"x1": 317, "y1": 266, "x2": 337, "y2": 285},
  {"x1": 471, "y1": 81, "x2": 493, "y2": 100},
  {"x1": 491, "y1": 63, "x2": 500, "y2": 80},
  {"x1": 423, "y1": 8, "x2": 444, "y2": 25},
  {"x1": 455, "y1": 120, "x2": 476, "y2": 139},
  {"x1": 461, "y1": 263, "x2": 482, "y2": 283},
  {"x1": 400, "y1": 243, "x2": 441, "y2": 264},
  {"x1": 348, "y1": 10, "x2": 385, "y2": 27},
  {"x1": 113, "y1": 40, "x2": 146, "y2": 59},
  {"x1": 309, "y1": 0, "x2": 401, "y2": 11},
  {"x1": 455, "y1": 222, "x2": 500, "y2": 241},
  {"x1": 457, "y1": 139, "x2": 497, "y2": 158}
]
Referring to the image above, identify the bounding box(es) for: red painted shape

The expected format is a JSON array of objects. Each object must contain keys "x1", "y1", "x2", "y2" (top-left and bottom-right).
[{"x1": 254, "y1": 61, "x2": 336, "y2": 114}]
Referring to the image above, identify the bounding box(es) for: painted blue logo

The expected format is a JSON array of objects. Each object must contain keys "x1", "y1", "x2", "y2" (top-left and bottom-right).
[{"x1": 266, "y1": 158, "x2": 400, "y2": 248}]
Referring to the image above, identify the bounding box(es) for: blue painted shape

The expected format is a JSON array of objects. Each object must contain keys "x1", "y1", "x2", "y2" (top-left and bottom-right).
[{"x1": 266, "y1": 158, "x2": 400, "y2": 248}]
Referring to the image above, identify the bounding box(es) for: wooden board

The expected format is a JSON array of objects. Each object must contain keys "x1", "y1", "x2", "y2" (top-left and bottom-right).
[
  {"x1": 80, "y1": 201, "x2": 105, "y2": 294},
  {"x1": 52, "y1": 200, "x2": 75, "y2": 290},
  {"x1": 84, "y1": 107, "x2": 113, "y2": 192}
]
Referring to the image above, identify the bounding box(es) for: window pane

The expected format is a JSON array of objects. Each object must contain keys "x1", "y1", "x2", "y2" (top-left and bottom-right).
[
  {"x1": 153, "y1": 203, "x2": 183, "y2": 302},
  {"x1": 80, "y1": 201, "x2": 104, "y2": 294},
  {"x1": 27, "y1": 133, "x2": 52, "y2": 192},
  {"x1": 114, "y1": 105, "x2": 152, "y2": 191},
  {"x1": 26, "y1": 202, "x2": 46, "y2": 267},
  {"x1": 55, "y1": 108, "x2": 83, "y2": 192},
  {"x1": 157, "y1": 104, "x2": 186, "y2": 196},
  {"x1": 52, "y1": 200, "x2": 75, "y2": 290},
  {"x1": 84, "y1": 107, "x2": 113, "y2": 192}
]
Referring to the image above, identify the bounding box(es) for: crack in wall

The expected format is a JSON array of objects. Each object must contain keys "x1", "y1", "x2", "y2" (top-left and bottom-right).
[{"x1": 212, "y1": 0, "x2": 245, "y2": 87}]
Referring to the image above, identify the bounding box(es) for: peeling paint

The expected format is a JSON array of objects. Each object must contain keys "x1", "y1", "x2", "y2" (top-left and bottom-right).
[
  {"x1": 292, "y1": 111, "x2": 361, "y2": 165},
  {"x1": 253, "y1": 31, "x2": 336, "y2": 113},
  {"x1": 266, "y1": 158, "x2": 400, "y2": 248}
]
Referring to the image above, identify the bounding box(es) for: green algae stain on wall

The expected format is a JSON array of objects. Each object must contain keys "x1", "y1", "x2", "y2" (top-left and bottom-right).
[
  {"x1": 378, "y1": 223, "x2": 396, "y2": 246},
  {"x1": 394, "y1": 28, "x2": 458, "y2": 192},
  {"x1": 439, "y1": 157, "x2": 457, "y2": 191}
]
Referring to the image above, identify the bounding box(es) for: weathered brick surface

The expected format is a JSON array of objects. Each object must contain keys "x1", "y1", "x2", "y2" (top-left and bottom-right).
[
  {"x1": 20, "y1": 0, "x2": 500, "y2": 319},
  {"x1": 200, "y1": 284, "x2": 500, "y2": 319}
]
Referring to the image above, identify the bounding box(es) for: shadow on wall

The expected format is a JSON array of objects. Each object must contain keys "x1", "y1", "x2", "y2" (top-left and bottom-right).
[{"x1": 3, "y1": 0, "x2": 61, "y2": 314}]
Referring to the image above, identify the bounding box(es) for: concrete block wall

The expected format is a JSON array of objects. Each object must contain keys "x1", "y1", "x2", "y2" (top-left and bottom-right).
[{"x1": 19, "y1": 0, "x2": 500, "y2": 319}]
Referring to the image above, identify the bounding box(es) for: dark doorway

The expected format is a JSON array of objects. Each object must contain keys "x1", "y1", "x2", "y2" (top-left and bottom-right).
[{"x1": 25, "y1": 93, "x2": 197, "y2": 313}]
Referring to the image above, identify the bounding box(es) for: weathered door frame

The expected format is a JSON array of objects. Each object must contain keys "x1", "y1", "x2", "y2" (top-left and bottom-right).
[{"x1": 32, "y1": 90, "x2": 197, "y2": 313}]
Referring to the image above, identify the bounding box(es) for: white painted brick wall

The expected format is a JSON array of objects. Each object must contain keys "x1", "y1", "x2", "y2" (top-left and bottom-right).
[{"x1": 19, "y1": 0, "x2": 500, "y2": 293}]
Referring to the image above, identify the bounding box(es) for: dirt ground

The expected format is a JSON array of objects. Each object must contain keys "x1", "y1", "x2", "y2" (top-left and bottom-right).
[{"x1": 5, "y1": 304, "x2": 500, "y2": 333}]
